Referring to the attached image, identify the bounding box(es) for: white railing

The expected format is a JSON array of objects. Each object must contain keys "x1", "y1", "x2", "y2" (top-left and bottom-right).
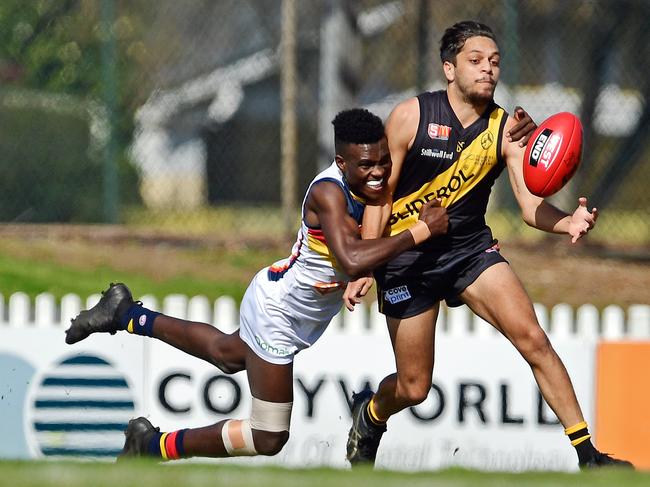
[{"x1": 1, "y1": 292, "x2": 649, "y2": 340}]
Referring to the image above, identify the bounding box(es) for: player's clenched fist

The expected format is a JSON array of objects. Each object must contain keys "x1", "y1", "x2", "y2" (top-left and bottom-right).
[{"x1": 418, "y1": 198, "x2": 448, "y2": 237}]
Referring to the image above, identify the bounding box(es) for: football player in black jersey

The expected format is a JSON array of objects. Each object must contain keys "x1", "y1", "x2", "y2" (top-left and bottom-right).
[{"x1": 345, "y1": 20, "x2": 630, "y2": 470}]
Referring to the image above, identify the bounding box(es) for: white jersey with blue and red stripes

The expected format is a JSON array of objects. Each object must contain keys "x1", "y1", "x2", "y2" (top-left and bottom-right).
[{"x1": 239, "y1": 162, "x2": 365, "y2": 364}]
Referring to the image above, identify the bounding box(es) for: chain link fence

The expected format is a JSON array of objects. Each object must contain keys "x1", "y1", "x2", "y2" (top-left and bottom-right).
[{"x1": 1, "y1": 0, "x2": 649, "y2": 246}]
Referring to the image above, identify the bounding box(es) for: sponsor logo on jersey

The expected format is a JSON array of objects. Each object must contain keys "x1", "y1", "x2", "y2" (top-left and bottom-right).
[
  {"x1": 389, "y1": 169, "x2": 474, "y2": 225},
  {"x1": 480, "y1": 131, "x2": 494, "y2": 149},
  {"x1": 428, "y1": 123, "x2": 451, "y2": 140},
  {"x1": 384, "y1": 285, "x2": 412, "y2": 304},
  {"x1": 420, "y1": 148, "x2": 454, "y2": 160},
  {"x1": 529, "y1": 128, "x2": 562, "y2": 170},
  {"x1": 461, "y1": 153, "x2": 497, "y2": 170},
  {"x1": 456, "y1": 141, "x2": 465, "y2": 152}
]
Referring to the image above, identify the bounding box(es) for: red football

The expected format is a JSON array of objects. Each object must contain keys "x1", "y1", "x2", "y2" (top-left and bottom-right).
[{"x1": 523, "y1": 112, "x2": 583, "y2": 197}]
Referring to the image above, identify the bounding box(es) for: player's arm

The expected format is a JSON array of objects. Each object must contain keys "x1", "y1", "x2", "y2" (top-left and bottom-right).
[
  {"x1": 502, "y1": 116, "x2": 598, "y2": 243},
  {"x1": 341, "y1": 98, "x2": 421, "y2": 308},
  {"x1": 360, "y1": 97, "x2": 421, "y2": 239},
  {"x1": 307, "y1": 181, "x2": 447, "y2": 279}
]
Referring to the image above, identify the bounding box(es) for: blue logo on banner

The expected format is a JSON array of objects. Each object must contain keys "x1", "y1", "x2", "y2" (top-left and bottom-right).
[{"x1": 1, "y1": 352, "x2": 136, "y2": 459}]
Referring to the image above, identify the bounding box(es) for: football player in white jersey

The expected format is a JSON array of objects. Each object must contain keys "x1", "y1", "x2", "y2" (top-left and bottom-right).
[{"x1": 64, "y1": 108, "x2": 449, "y2": 462}]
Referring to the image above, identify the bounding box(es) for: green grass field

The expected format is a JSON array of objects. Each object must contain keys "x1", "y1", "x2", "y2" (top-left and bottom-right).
[
  {"x1": 0, "y1": 235, "x2": 284, "y2": 303},
  {"x1": 0, "y1": 249, "x2": 250, "y2": 303},
  {"x1": 0, "y1": 461, "x2": 647, "y2": 487},
  {"x1": 1, "y1": 224, "x2": 649, "y2": 309}
]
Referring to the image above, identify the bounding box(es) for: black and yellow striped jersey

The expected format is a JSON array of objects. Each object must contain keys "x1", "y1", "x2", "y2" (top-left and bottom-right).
[{"x1": 388, "y1": 90, "x2": 508, "y2": 251}]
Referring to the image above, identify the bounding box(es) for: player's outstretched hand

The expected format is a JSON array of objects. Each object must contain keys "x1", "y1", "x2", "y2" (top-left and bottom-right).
[
  {"x1": 343, "y1": 276, "x2": 374, "y2": 311},
  {"x1": 569, "y1": 197, "x2": 598, "y2": 243},
  {"x1": 507, "y1": 106, "x2": 537, "y2": 147},
  {"x1": 419, "y1": 198, "x2": 449, "y2": 237}
]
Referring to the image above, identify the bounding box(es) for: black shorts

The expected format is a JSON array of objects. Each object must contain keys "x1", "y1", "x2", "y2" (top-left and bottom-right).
[{"x1": 374, "y1": 236, "x2": 507, "y2": 319}]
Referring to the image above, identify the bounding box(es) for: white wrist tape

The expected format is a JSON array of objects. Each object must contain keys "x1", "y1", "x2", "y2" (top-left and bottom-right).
[{"x1": 407, "y1": 220, "x2": 432, "y2": 245}]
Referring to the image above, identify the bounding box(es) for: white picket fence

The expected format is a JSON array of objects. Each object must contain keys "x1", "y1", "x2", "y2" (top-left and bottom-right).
[{"x1": 1, "y1": 292, "x2": 649, "y2": 340}]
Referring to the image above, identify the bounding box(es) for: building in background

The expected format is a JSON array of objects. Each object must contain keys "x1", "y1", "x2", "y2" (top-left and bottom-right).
[{"x1": 0, "y1": 0, "x2": 648, "y2": 244}]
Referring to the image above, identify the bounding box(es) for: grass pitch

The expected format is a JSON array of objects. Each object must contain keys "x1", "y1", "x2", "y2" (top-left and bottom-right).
[{"x1": 0, "y1": 460, "x2": 647, "y2": 487}]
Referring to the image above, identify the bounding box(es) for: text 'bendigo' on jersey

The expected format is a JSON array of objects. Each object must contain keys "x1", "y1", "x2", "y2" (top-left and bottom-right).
[{"x1": 388, "y1": 90, "x2": 508, "y2": 240}]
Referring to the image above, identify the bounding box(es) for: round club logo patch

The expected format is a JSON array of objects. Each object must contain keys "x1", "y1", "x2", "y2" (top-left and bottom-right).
[{"x1": 480, "y1": 132, "x2": 494, "y2": 149}]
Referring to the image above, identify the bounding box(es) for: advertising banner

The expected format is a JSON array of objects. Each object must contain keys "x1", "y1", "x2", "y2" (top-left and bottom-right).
[{"x1": 1, "y1": 325, "x2": 595, "y2": 471}]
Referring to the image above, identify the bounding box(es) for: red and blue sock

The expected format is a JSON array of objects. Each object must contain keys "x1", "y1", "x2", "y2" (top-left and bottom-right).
[{"x1": 148, "y1": 429, "x2": 187, "y2": 460}]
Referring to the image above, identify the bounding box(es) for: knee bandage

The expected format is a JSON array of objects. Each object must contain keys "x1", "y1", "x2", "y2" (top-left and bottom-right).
[
  {"x1": 250, "y1": 397, "x2": 292, "y2": 432},
  {"x1": 221, "y1": 419, "x2": 256, "y2": 456},
  {"x1": 221, "y1": 397, "x2": 293, "y2": 456}
]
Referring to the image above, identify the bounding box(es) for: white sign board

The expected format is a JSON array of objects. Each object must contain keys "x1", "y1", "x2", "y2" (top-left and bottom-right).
[{"x1": 1, "y1": 325, "x2": 594, "y2": 471}]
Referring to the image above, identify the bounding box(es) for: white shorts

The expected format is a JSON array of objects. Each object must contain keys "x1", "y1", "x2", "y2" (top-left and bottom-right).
[{"x1": 239, "y1": 268, "x2": 342, "y2": 365}]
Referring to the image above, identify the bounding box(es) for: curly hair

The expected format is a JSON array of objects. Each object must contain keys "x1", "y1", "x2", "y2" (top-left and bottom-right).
[
  {"x1": 440, "y1": 20, "x2": 497, "y2": 64},
  {"x1": 332, "y1": 108, "x2": 384, "y2": 149}
]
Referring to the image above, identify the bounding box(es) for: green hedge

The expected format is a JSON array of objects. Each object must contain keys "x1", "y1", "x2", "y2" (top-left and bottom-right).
[
  {"x1": 0, "y1": 98, "x2": 103, "y2": 222},
  {"x1": 0, "y1": 91, "x2": 140, "y2": 223}
]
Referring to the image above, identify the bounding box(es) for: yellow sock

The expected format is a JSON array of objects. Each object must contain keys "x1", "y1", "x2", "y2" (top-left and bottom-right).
[
  {"x1": 367, "y1": 397, "x2": 388, "y2": 425},
  {"x1": 564, "y1": 421, "x2": 591, "y2": 447}
]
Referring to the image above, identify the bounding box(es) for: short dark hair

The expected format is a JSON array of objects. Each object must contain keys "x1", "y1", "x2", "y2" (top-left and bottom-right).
[
  {"x1": 332, "y1": 108, "x2": 384, "y2": 151},
  {"x1": 439, "y1": 20, "x2": 497, "y2": 64}
]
